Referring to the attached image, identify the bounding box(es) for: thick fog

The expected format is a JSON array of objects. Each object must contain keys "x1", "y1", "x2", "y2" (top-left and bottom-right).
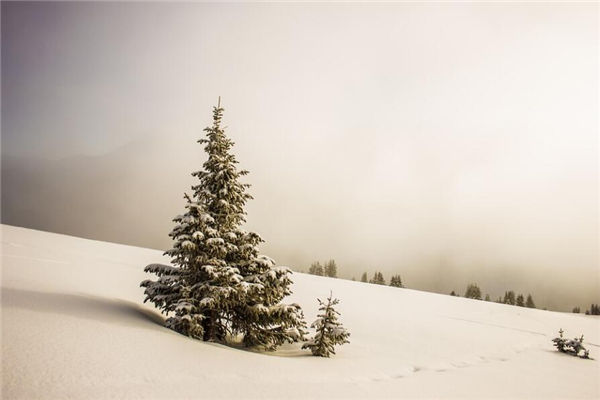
[{"x1": 2, "y1": 2, "x2": 598, "y2": 311}]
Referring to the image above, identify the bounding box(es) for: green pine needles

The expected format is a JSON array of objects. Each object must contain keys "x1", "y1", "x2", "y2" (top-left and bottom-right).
[{"x1": 141, "y1": 99, "x2": 307, "y2": 350}]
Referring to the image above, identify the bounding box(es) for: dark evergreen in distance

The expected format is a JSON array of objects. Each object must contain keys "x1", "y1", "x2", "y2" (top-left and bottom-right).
[
  {"x1": 308, "y1": 259, "x2": 338, "y2": 278},
  {"x1": 360, "y1": 272, "x2": 368, "y2": 283},
  {"x1": 308, "y1": 262, "x2": 324, "y2": 276},
  {"x1": 464, "y1": 283, "x2": 482, "y2": 300},
  {"x1": 586, "y1": 304, "x2": 600, "y2": 315},
  {"x1": 389, "y1": 275, "x2": 404, "y2": 288},
  {"x1": 503, "y1": 291, "x2": 516, "y2": 305},
  {"x1": 516, "y1": 294, "x2": 525, "y2": 307},
  {"x1": 141, "y1": 99, "x2": 306, "y2": 350},
  {"x1": 302, "y1": 293, "x2": 350, "y2": 357},
  {"x1": 525, "y1": 294, "x2": 536, "y2": 308},
  {"x1": 324, "y1": 260, "x2": 338, "y2": 278},
  {"x1": 369, "y1": 271, "x2": 386, "y2": 285}
]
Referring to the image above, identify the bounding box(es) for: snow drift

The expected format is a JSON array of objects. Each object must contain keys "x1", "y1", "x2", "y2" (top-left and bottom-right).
[{"x1": 2, "y1": 224, "x2": 599, "y2": 399}]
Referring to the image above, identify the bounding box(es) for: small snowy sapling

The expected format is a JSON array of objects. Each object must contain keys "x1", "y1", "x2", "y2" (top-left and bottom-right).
[
  {"x1": 552, "y1": 329, "x2": 590, "y2": 359},
  {"x1": 302, "y1": 292, "x2": 350, "y2": 357}
]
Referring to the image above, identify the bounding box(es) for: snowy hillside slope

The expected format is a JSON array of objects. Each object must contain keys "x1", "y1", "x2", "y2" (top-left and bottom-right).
[{"x1": 2, "y1": 224, "x2": 599, "y2": 399}]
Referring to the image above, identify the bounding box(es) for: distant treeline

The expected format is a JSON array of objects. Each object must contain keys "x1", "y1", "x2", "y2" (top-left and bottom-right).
[
  {"x1": 572, "y1": 304, "x2": 599, "y2": 315},
  {"x1": 450, "y1": 284, "x2": 536, "y2": 308},
  {"x1": 359, "y1": 271, "x2": 404, "y2": 287},
  {"x1": 305, "y1": 262, "x2": 405, "y2": 288},
  {"x1": 305, "y1": 266, "x2": 599, "y2": 313},
  {"x1": 307, "y1": 260, "x2": 338, "y2": 277}
]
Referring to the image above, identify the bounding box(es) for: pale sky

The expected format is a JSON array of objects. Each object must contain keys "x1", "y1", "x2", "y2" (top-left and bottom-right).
[{"x1": 2, "y1": 2, "x2": 598, "y2": 311}]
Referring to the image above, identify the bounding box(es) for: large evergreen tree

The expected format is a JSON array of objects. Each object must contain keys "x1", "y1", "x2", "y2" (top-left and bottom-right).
[
  {"x1": 141, "y1": 99, "x2": 306, "y2": 349},
  {"x1": 141, "y1": 193, "x2": 238, "y2": 341}
]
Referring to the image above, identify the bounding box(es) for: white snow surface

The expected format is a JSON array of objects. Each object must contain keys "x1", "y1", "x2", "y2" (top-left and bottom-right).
[{"x1": 2, "y1": 224, "x2": 599, "y2": 399}]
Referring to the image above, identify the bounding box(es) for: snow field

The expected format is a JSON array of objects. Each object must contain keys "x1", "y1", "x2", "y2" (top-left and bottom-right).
[{"x1": 2, "y1": 224, "x2": 599, "y2": 399}]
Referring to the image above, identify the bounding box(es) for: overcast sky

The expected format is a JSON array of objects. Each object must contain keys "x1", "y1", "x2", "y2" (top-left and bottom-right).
[{"x1": 2, "y1": 2, "x2": 598, "y2": 311}]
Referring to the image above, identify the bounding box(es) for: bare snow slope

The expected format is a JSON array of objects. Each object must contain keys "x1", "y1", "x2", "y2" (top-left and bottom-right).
[{"x1": 2, "y1": 224, "x2": 599, "y2": 399}]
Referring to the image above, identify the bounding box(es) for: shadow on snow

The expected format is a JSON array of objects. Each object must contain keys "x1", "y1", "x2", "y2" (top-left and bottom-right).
[{"x1": 2, "y1": 287, "x2": 165, "y2": 330}]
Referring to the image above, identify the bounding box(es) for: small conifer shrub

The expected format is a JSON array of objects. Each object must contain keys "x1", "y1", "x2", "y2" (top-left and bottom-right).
[
  {"x1": 302, "y1": 293, "x2": 350, "y2": 357},
  {"x1": 552, "y1": 329, "x2": 590, "y2": 359}
]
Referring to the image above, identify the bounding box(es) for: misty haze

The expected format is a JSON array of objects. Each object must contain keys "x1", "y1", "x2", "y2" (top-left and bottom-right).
[{"x1": 2, "y1": 2, "x2": 597, "y2": 312}]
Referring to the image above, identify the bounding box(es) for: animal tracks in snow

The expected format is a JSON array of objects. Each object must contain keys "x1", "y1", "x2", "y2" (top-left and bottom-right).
[{"x1": 367, "y1": 351, "x2": 525, "y2": 384}]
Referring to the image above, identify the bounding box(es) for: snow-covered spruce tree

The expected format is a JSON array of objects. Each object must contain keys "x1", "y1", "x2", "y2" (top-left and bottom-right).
[
  {"x1": 141, "y1": 191, "x2": 243, "y2": 341},
  {"x1": 302, "y1": 293, "x2": 350, "y2": 357},
  {"x1": 230, "y1": 247, "x2": 307, "y2": 350},
  {"x1": 142, "y1": 99, "x2": 306, "y2": 348}
]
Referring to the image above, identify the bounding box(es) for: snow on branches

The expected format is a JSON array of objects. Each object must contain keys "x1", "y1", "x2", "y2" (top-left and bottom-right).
[
  {"x1": 303, "y1": 292, "x2": 350, "y2": 357},
  {"x1": 552, "y1": 329, "x2": 590, "y2": 359},
  {"x1": 141, "y1": 99, "x2": 306, "y2": 349}
]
